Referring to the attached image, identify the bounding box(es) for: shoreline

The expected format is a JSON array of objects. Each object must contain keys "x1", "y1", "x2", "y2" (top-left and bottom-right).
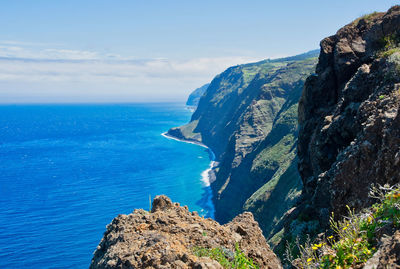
[{"x1": 161, "y1": 132, "x2": 217, "y2": 187}]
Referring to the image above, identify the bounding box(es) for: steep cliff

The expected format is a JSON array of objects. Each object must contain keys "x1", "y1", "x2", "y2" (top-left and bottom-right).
[
  {"x1": 186, "y1": 83, "x2": 210, "y2": 107},
  {"x1": 298, "y1": 5, "x2": 400, "y2": 226},
  {"x1": 91, "y1": 195, "x2": 282, "y2": 269},
  {"x1": 273, "y1": 5, "x2": 400, "y2": 257},
  {"x1": 168, "y1": 51, "x2": 318, "y2": 239}
]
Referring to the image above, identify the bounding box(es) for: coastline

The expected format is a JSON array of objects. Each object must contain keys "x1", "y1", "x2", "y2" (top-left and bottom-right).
[{"x1": 161, "y1": 132, "x2": 217, "y2": 187}]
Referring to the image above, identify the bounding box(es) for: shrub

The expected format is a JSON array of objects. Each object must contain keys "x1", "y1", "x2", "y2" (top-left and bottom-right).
[
  {"x1": 287, "y1": 184, "x2": 400, "y2": 268},
  {"x1": 193, "y1": 243, "x2": 259, "y2": 269}
]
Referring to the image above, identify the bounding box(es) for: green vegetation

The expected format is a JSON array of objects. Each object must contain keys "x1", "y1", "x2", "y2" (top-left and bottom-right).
[
  {"x1": 352, "y1": 11, "x2": 380, "y2": 26},
  {"x1": 379, "y1": 47, "x2": 400, "y2": 58},
  {"x1": 193, "y1": 244, "x2": 259, "y2": 269},
  {"x1": 378, "y1": 33, "x2": 400, "y2": 58},
  {"x1": 287, "y1": 184, "x2": 400, "y2": 268}
]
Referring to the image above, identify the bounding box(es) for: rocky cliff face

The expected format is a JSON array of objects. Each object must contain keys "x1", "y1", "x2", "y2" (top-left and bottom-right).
[
  {"x1": 168, "y1": 51, "x2": 318, "y2": 240},
  {"x1": 296, "y1": 5, "x2": 400, "y2": 229},
  {"x1": 90, "y1": 195, "x2": 281, "y2": 269},
  {"x1": 186, "y1": 84, "x2": 210, "y2": 107}
]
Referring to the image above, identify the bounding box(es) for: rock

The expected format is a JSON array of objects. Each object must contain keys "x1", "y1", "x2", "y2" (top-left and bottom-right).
[
  {"x1": 364, "y1": 230, "x2": 400, "y2": 268},
  {"x1": 151, "y1": 195, "x2": 174, "y2": 213},
  {"x1": 296, "y1": 5, "x2": 400, "y2": 230},
  {"x1": 90, "y1": 196, "x2": 282, "y2": 269}
]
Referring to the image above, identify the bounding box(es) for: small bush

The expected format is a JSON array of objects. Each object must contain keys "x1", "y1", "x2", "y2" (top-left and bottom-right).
[
  {"x1": 288, "y1": 184, "x2": 400, "y2": 268},
  {"x1": 193, "y1": 244, "x2": 259, "y2": 269},
  {"x1": 378, "y1": 33, "x2": 400, "y2": 59}
]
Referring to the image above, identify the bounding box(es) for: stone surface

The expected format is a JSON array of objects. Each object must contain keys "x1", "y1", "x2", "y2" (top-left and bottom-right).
[
  {"x1": 90, "y1": 195, "x2": 282, "y2": 269},
  {"x1": 297, "y1": 5, "x2": 400, "y2": 228},
  {"x1": 364, "y1": 230, "x2": 400, "y2": 269}
]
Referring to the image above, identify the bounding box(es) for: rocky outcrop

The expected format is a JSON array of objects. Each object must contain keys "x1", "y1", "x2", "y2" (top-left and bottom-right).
[
  {"x1": 287, "y1": 5, "x2": 400, "y2": 240},
  {"x1": 186, "y1": 83, "x2": 210, "y2": 107},
  {"x1": 90, "y1": 195, "x2": 282, "y2": 269},
  {"x1": 297, "y1": 5, "x2": 400, "y2": 226},
  {"x1": 168, "y1": 51, "x2": 318, "y2": 241},
  {"x1": 365, "y1": 230, "x2": 400, "y2": 269}
]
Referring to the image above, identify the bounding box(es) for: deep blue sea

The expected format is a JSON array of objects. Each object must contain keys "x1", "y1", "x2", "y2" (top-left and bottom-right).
[{"x1": 0, "y1": 103, "x2": 214, "y2": 268}]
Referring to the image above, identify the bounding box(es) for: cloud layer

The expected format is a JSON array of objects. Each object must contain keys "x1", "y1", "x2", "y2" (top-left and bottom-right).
[{"x1": 0, "y1": 41, "x2": 262, "y2": 103}]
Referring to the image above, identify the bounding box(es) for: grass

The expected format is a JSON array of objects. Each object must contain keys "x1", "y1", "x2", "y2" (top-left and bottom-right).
[
  {"x1": 193, "y1": 244, "x2": 259, "y2": 269},
  {"x1": 379, "y1": 47, "x2": 400, "y2": 58},
  {"x1": 377, "y1": 33, "x2": 400, "y2": 58},
  {"x1": 287, "y1": 184, "x2": 400, "y2": 268},
  {"x1": 352, "y1": 12, "x2": 380, "y2": 26}
]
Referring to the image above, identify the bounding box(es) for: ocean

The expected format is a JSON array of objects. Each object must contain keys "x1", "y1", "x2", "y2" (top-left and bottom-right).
[{"x1": 0, "y1": 103, "x2": 214, "y2": 268}]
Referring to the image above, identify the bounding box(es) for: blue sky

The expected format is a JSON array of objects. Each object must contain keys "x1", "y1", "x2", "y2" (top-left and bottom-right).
[{"x1": 0, "y1": 0, "x2": 396, "y2": 103}]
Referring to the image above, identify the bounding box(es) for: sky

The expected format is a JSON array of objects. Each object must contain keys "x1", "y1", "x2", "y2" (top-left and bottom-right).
[{"x1": 0, "y1": 0, "x2": 397, "y2": 103}]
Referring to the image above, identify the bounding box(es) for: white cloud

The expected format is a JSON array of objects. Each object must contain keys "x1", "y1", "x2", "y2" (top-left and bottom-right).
[{"x1": 0, "y1": 42, "x2": 263, "y2": 102}]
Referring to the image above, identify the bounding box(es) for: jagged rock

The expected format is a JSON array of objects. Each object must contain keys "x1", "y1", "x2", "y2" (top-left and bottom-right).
[
  {"x1": 364, "y1": 230, "x2": 400, "y2": 268},
  {"x1": 90, "y1": 195, "x2": 282, "y2": 269},
  {"x1": 297, "y1": 6, "x2": 400, "y2": 229}
]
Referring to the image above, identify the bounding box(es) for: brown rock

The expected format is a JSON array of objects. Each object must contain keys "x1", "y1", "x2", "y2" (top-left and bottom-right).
[
  {"x1": 364, "y1": 230, "x2": 400, "y2": 268},
  {"x1": 90, "y1": 196, "x2": 282, "y2": 269},
  {"x1": 151, "y1": 195, "x2": 174, "y2": 213}
]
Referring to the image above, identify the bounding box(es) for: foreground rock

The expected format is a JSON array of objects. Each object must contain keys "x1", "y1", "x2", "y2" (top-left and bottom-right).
[
  {"x1": 90, "y1": 195, "x2": 282, "y2": 269},
  {"x1": 364, "y1": 230, "x2": 400, "y2": 269}
]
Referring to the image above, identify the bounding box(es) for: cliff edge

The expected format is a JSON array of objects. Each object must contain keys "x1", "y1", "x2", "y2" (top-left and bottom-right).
[{"x1": 90, "y1": 195, "x2": 282, "y2": 269}]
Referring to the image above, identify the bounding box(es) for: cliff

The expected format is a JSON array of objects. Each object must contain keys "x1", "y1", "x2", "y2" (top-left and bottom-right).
[
  {"x1": 168, "y1": 51, "x2": 318, "y2": 239},
  {"x1": 186, "y1": 83, "x2": 210, "y2": 107},
  {"x1": 273, "y1": 5, "x2": 400, "y2": 259},
  {"x1": 92, "y1": 6, "x2": 400, "y2": 268},
  {"x1": 90, "y1": 195, "x2": 282, "y2": 269},
  {"x1": 298, "y1": 5, "x2": 400, "y2": 227}
]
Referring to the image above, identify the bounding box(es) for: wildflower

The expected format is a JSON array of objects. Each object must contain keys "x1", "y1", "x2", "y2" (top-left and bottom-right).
[
  {"x1": 342, "y1": 226, "x2": 348, "y2": 231},
  {"x1": 392, "y1": 192, "x2": 400, "y2": 199},
  {"x1": 307, "y1": 257, "x2": 313, "y2": 265},
  {"x1": 312, "y1": 243, "x2": 322, "y2": 250}
]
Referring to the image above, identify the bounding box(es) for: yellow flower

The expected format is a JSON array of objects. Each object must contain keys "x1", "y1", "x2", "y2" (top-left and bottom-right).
[
  {"x1": 312, "y1": 243, "x2": 322, "y2": 250},
  {"x1": 307, "y1": 257, "x2": 313, "y2": 262},
  {"x1": 342, "y1": 226, "x2": 348, "y2": 231},
  {"x1": 328, "y1": 235, "x2": 334, "y2": 239},
  {"x1": 392, "y1": 193, "x2": 400, "y2": 199}
]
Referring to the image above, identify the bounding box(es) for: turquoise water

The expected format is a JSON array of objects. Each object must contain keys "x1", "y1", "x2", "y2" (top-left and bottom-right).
[{"x1": 0, "y1": 103, "x2": 214, "y2": 268}]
